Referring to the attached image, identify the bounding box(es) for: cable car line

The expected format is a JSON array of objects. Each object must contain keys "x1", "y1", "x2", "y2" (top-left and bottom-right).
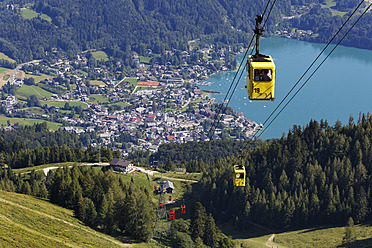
[
  {"x1": 153, "y1": 0, "x2": 370, "y2": 236},
  {"x1": 257, "y1": 1, "x2": 372, "y2": 140},
  {"x1": 158, "y1": 2, "x2": 370, "y2": 224},
  {"x1": 259, "y1": 0, "x2": 366, "y2": 132},
  {"x1": 203, "y1": 0, "x2": 368, "y2": 187},
  {"x1": 227, "y1": 0, "x2": 370, "y2": 166},
  {"x1": 201, "y1": 0, "x2": 277, "y2": 187},
  {"x1": 207, "y1": 0, "x2": 277, "y2": 140}
]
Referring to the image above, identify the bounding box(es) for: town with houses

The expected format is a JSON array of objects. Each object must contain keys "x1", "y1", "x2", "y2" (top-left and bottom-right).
[{"x1": 1, "y1": 45, "x2": 262, "y2": 157}]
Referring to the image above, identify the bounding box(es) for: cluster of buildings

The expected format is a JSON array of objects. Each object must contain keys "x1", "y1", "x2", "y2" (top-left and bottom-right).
[
  {"x1": 1, "y1": 45, "x2": 261, "y2": 156},
  {"x1": 61, "y1": 84, "x2": 261, "y2": 156}
]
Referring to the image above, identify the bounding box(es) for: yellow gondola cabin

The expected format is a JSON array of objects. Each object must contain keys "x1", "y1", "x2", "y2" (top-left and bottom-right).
[
  {"x1": 233, "y1": 164, "x2": 246, "y2": 187},
  {"x1": 247, "y1": 54, "x2": 276, "y2": 101}
]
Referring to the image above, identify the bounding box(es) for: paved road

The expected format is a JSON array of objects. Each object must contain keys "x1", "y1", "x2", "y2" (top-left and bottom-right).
[
  {"x1": 8, "y1": 60, "x2": 43, "y2": 84},
  {"x1": 114, "y1": 77, "x2": 127, "y2": 88}
]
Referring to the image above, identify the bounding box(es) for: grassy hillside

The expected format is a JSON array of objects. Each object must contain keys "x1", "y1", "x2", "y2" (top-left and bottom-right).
[
  {"x1": 0, "y1": 190, "x2": 129, "y2": 248},
  {"x1": 221, "y1": 220, "x2": 372, "y2": 248},
  {"x1": 0, "y1": 115, "x2": 62, "y2": 131},
  {"x1": 16, "y1": 84, "x2": 53, "y2": 100},
  {"x1": 8, "y1": 162, "x2": 372, "y2": 247}
]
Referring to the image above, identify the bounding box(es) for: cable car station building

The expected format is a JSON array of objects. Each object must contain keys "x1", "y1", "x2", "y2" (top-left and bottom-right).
[
  {"x1": 158, "y1": 181, "x2": 174, "y2": 194},
  {"x1": 110, "y1": 158, "x2": 133, "y2": 173}
]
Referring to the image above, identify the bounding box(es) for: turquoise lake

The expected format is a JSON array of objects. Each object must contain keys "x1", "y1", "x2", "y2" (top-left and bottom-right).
[{"x1": 200, "y1": 37, "x2": 372, "y2": 140}]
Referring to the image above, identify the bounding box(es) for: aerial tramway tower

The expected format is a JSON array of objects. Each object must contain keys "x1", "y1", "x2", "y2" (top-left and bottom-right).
[{"x1": 153, "y1": 182, "x2": 170, "y2": 235}]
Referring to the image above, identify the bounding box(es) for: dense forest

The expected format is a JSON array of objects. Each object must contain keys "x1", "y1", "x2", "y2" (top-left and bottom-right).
[
  {"x1": 0, "y1": 164, "x2": 233, "y2": 246},
  {"x1": 2, "y1": 115, "x2": 372, "y2": 244},
  {"x1": 0, "y1": 122, "x2": 81, "y2": 150},
  {"x1": 196, "y1": 115, "x2": 372, "y2": 229},
  {"x1": 0, "y1": 0, "x2": 291, "y2": 62},
  {"x1": 0, "y1": 1, "x2": 371, "y2": 62},
  {"x1": 0, "y1": 122, "x2": 120, "y2": 168},
  {"x1": 0, "y1": 165, "x2": 155, "y2": 241},
  {"x1": 283, "y1": 3, "x2": 372, "y2": 50}
]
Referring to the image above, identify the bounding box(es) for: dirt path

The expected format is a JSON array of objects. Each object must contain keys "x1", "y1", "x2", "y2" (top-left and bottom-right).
[
  {"x1": 265, "y1": 234, "x2": 285, "y2": 248},
  {"x1": 0, "y1": 197, "x2": 131, "y2": 247}
]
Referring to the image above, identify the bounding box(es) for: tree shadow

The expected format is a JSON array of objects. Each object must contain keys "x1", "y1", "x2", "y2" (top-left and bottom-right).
[
  {"x1": 337, "y1": 237, "x2": 372, "y2": 248},
  {"x1": 297, "y1": 224, "x2": 344, "y2": 234}
]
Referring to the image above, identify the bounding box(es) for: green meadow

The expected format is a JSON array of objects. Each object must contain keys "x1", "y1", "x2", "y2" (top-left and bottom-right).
[
  {"x1": 42, "y1": 101, "x2": 88, "y2": 109},
  {"x1": 21, "y1": 8, "x2": 52, "y2": 22},
  {"x1": 0, "y1": 116, "x2": 62, "y2": 131},
  {"x1": 0, "y1": 52, "x2": 16, "y2": 63},
  {"x1": 0, "y1": 191, "x2": 128, "y2": 248},
  {"x1": 89, "y1": 94, "x2": 110, "y2": 104},
  {"x1": 16, "y1": 85, "x2": 53, "y2": 100},
  {"x1": 92, "y1": 51, "x2": 109, "y2": 61}
]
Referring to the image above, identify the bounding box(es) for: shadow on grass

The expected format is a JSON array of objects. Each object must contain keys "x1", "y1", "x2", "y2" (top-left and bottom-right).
[
  {"x1": 337, "y1": 237, "x2": 372, "y2": 248},
  {"x1": 297, "y1": 224, "x2": 345, "y2": 234}
]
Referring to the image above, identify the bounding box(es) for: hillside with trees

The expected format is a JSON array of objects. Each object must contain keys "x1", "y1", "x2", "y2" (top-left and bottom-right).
[
  {"x1": 0, "y1": 190, "x2": 130, "y2": 247},
  {"x1": 0, "y1": 122, "x2": 120, "y2": 168},
  {"x1": 0, "y1": 0, "x2": 289, "y2": 62},
  {"x1": 2, "y1": 114, "x2": 372, "y2": 245},
  {"x1": 196, "y1": 114, "x2": 372, "y2": 230}
]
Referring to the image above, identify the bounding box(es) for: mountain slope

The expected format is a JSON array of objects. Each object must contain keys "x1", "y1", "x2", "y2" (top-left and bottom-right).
[
  {"x1": 0, "y1": 0, "x2": 288, "y2": 61},
  {"x1": 0, "y1": 190, "x2": 129, "y2": 247}
]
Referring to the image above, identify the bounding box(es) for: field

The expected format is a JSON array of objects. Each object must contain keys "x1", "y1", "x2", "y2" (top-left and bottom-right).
[
  {"x1": 21, "y1": 8, "x2": 52, "y2": 22},
  {"x1": 0, "y1": 191, "x2": 128, "y2": 248},
  {"x1": 89, "y1": 80, "x2": 106, "y2": 86},
  {"x1": 105, "y1": 101, "x2": 130, "y2": 109},
  {"x1": 124, "y1": 77, "x2": 138, "y2": 87},
  {"x1": 13, "y1": 162, "x2": 81, "y2": 175},
  {"x1": 0, "y1": 115, "x2": 62, "y2": 131},
  {"x1": 27, "y1": 107, "x2": 46, "y2": 115},
  {"x1": 0, "y1": 52, "x2": 16, "y2": 63},
  {"x1": 21, "y1": 9, "x2": 38, "y2": 19},
  {"x1": 219, "y1": 219, "x2": 372, "y2": 248},
  {"x1": 16, "y1": 85, "x2": 53, "y2": 100},
  {"x1": 139, "y1": 56, "x2": 152, "y2": 64},
  {"x1": 24, "y1": 73, "x2": 53, "y2": 83},
  {"x1": 0, "y1": 67, "x2": 9, "y2": 73},
  {"x1": 0, "y1": 68, "x2": 14, "y2": 88},
  {"x1": 92, "y1": 51, "x2": 109, "y2": 61},
  {"x1": 42, "y1": 101, "x2": 88, "y2": 109},
  {"x1": 39, "y1": 14, "x2": 52, "y2": 22},
  {"x1": 89, "y1": 94, "x2": 110, "y2": 104},
  {"x1": 321, "y1": 0, "x2": 348, "y2": 17}
]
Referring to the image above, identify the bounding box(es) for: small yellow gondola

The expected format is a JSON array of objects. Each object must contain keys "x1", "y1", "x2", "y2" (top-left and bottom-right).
[
  {"x1": 247, "y1": 55, "x2": 276, "y2": 101},
  {"x1": 233, "y1": 164, "x2": 246, "y2": 187}
]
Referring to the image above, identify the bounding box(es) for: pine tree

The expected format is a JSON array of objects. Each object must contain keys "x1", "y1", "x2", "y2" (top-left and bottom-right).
[
  {"x1": 77, "y1": 197, "x2": 97, "y2": 227},
  {"x1": 21, "y1": 181, "x2": 31, "y2": 195},
  {"x1": 124, "y1": 186, "x2": 155, "y2": 241},
  {"x1": 190, "y1": 202, "x2": 206, "y2": 241},
  {"x1": 342, "y1": 217, "x2": 356, "y2": 247},
  {"x1": 39, "y1": 183, "x2": 48, "y2": 198},
  {"x1": 203, "y1": 213, "x2": 218, "y2": 247},
  {"x1": 165, "y1": 156, "x2": 174, "y2": 172}
]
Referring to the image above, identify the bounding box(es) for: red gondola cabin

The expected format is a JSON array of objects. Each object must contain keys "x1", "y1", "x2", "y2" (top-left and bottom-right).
[
  {"x1": 169, "y1": 210, "x2": 175, "y2": 220},
  {"x1": 181, "y1": 204, "x2": 186, "y2": 214}
]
